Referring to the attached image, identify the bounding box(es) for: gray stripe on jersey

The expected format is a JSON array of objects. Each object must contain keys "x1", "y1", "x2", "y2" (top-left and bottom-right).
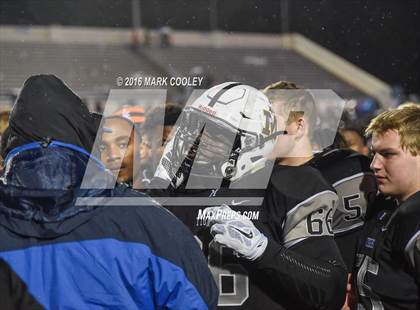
[
  {"x1": 282, "y1": 190, "x2": 337, "y2": 248},
  {"x1": 404, "y1": 230, "x2": 420, "y2": 269},
  {"x1": 356, "y1": 255, "x2": 385, "y2": 310},
  {"x1": 332, "y1": 172, "x2": 374, "y2": 187}
]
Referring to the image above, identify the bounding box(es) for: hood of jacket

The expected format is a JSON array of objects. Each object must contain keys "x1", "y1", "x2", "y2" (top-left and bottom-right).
[
  {"x1": 0, "y1": 144, "x2": 121, "y2": 239},
  {"x1": 1, "y1": 74, "x2": 101, "y2": 159}
]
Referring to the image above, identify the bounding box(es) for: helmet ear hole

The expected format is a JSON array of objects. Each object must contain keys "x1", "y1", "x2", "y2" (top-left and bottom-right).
[{"x1": 222, "y1": 162, "x2": 237, "y2": 179}]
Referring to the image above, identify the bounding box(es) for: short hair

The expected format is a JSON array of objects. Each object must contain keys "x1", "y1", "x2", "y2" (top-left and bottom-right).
[
  {"x1": 263, "y1": 81, "x2": 317, "y2": 137},
  {"x1": 163, "y1": 102, "x2": 182, "y2": 127},
  {"x1": 397, "y1": 102, "x2": 419, "y2": 110},
  {"x1": 365, "y1": 104, "x2": 420, "y2": 156},
  {"x1": 143, "y1": 102, "x2": 182, "y2": 130},
  {"x1": 340, "y1": 127, "x2": 367, "y2": 145}
]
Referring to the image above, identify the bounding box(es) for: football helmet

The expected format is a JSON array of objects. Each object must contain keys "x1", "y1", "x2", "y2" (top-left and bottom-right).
[{"x1": 156, "y1": 82, "x2": 278, "y2": 187}]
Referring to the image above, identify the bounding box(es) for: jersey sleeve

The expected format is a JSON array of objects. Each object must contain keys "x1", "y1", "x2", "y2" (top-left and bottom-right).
[
  {"x1": 282, "y1": 190, "x2": 337, "y2": 247},
  {"x1": 260, "y1": 187, "x2": 338, "y2": 248},
  {"x1": 391, "y1": 202, "x2": 420, "y2": 284},
  {"x1": 332, "y1": 172, "x2": 377, "y2": 234},
  {"x1": 252, "y1": 236, "x2": 347, "y2": 309},
  {"x1": 404, "y1": 231, "x2": 420, "y2": 281},
  {"x1": 333, "y1": 172, "x2": 377, "y2": 270},
  {"x1": 251, "y1": 169, "x2": 347, "y2": 309},
  {"x1": 415, "y1": 238, "x2": 420, "y2": 284}
]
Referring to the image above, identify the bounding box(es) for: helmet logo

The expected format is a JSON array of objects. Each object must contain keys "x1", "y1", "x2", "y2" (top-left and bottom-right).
[
  {"x1": 198, "y1": 104, "x2": 216, "y2": 116},
  {"x1": 262, "y1": 109, "x2": 276, "y2": 135}
]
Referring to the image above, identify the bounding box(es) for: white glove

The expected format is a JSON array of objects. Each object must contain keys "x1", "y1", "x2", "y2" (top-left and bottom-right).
[{"x1": 204, "y1": 205, "x2": 268, "y2": 261}]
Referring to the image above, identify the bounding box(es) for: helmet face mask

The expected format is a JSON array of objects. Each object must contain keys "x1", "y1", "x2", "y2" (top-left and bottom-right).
[
  {"x1": 171, "y1": 107, "x2": 240, "y2": 180},
  {"x1": 156, "y1": 82, "x2": 278, "y2": 187}
]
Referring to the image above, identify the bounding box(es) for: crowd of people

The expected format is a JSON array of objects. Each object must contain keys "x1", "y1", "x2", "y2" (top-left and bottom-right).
[{"x1": 0, "y1": 74, "x2": 419, "y2": 310}]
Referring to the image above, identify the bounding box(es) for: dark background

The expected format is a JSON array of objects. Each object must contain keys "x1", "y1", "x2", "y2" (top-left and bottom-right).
[{"x1": 1, "y1": 0, "x2": 419, "y2": 94}]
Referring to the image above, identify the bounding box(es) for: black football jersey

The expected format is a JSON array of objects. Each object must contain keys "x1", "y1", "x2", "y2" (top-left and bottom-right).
[
  {"x1": 148, "y1": 167, "x2": 268, "y2": 309},
  {"x1": 247, "y1": 163, "x2": 346, "y2": 310},
  {"x1": 309, "y1": 148, "x2": 377, "y2": 270},
  {"x1": 354, "y1": 191, "x2": 420, "y2": 310},
  {"x1": 149, "y1": 163, "x2": 346, "y2": 309}
]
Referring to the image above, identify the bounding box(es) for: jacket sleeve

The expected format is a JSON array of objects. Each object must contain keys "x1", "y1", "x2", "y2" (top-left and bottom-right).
[
  {"x1": 134, "y1": 203, "x2": 219, "y2": 310},
  {"x1": 147, "y1": 249, "x2": 218, "y2": 310}
]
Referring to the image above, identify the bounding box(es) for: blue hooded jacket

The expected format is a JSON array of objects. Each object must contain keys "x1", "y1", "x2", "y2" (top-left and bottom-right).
[
  {"x1": 0, "y1": 74, "x2": 217, "y2": 309},
  {"x1": 0, "y1": 143, "x2": 218, "y2": 309}
]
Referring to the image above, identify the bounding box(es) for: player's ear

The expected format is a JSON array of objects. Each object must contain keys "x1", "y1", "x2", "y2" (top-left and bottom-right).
[{"x1": 295, "y1": 117, "x2": 306, "y2": 138}]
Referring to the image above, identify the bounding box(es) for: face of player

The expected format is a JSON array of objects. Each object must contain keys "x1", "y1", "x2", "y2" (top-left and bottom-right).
[
  {"x1": 158, "y1": 125, "x2": 174, "y2": 161},
  {"x1": 140, "y1": 134, "x2": 153, "y2": 167},
  {"x1": 141, "y1": 125, "x2": 174, "y2": 172},
  {"x1": 0, "y1": 112, "x2": 9, "y2": 135},
  {"x1": 268, "y1": 105, "x2": 299, "y2": 159},
  {"x1": 162, "y1": 125, "x2": 173, "y2": 145},
  {"x1": 342, "y1": 130, "x2": 368, "y2": 155},
  {"x1": 100, "y1": 118, "x2": 140, "y2": 183},
  {"x1": 370, "y1": 130, "x2": 420, "y2": 202},
  {"x1": 194, "y1": 127, "x2": 234, "y2": 165}
]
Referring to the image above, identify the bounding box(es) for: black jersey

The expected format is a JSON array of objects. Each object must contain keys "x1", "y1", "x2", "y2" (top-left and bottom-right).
[
  {"x1": 354, "y1": 191, "x2": 420, "y2": 310},
  {"x1": 149, "y1": 163, "x2": 347, "y2": 309},
  {"x1": 309, "y1": 148, "x2": 377, "y2": 270},
  {"x1": 148, "y1": 168, "x2": 268, "y2": 309}
]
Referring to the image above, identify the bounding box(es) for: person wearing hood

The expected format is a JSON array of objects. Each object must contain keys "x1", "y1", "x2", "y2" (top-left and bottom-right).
[{"x1": 0, "y1": 75, "x2": 218, "y2": 309}]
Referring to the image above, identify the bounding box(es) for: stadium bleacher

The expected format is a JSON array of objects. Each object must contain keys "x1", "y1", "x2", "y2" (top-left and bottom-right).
[
  {"x1": 0, "y1": 42, "x2": 161, "y2": 97},
  {"x1": 0, "y1": 40, "x2": 364, "y2": 103},
  {"x1": 139, "y1": 46, "x2": 363, "y2": 99}
]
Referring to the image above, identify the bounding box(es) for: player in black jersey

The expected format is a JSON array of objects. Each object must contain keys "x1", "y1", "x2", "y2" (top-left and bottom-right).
[
  {"x1": 149, "y1": 82, "x2": 279, "y2": 308},
  {"x1": 262, "y1": 82, "x2": 377, "y2": 309},
  {"x1": 353, "y1": 104, "x2": 420, "y2": 309},
  {"x1": 309, "y1": 144, "x2": 377, "y2": 310},
  {"x1": 201, "y1": 81, "x2": 347, "y2": 309},
  {"x1": 263, "y1": 82, "x2": 376, "y2": 271},
  {"x1": 309, "y1": 144, "x2": 377, "y2": 271}
]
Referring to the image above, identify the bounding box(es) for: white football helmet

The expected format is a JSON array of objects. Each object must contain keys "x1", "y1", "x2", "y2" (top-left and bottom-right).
[{"x1": 155, "y1": 82, "x2": 278, "y2": 187}]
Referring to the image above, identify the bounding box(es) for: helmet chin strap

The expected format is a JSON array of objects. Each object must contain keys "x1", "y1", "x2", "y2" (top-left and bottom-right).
[
  {"x1": 258, "y1": 130, "x2": 288, "y2": 148},
  {"x1": 220, "y1": 133, "x2": 242, "y2": 187}
]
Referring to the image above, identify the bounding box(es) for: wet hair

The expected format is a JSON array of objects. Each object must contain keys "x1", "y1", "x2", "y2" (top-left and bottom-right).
[
  {"x1": 263, "y1": 80, "x2": 317, "y2": 137},
  {"x1": 142, "y1": 102, "x2": 182, "y2": 131},
  {"x1": 365, "y1": 104, "x2": 420, "y2": 156},
  {"x1": 341, "y1": 127, "x2": 367, "y2": 145}
]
